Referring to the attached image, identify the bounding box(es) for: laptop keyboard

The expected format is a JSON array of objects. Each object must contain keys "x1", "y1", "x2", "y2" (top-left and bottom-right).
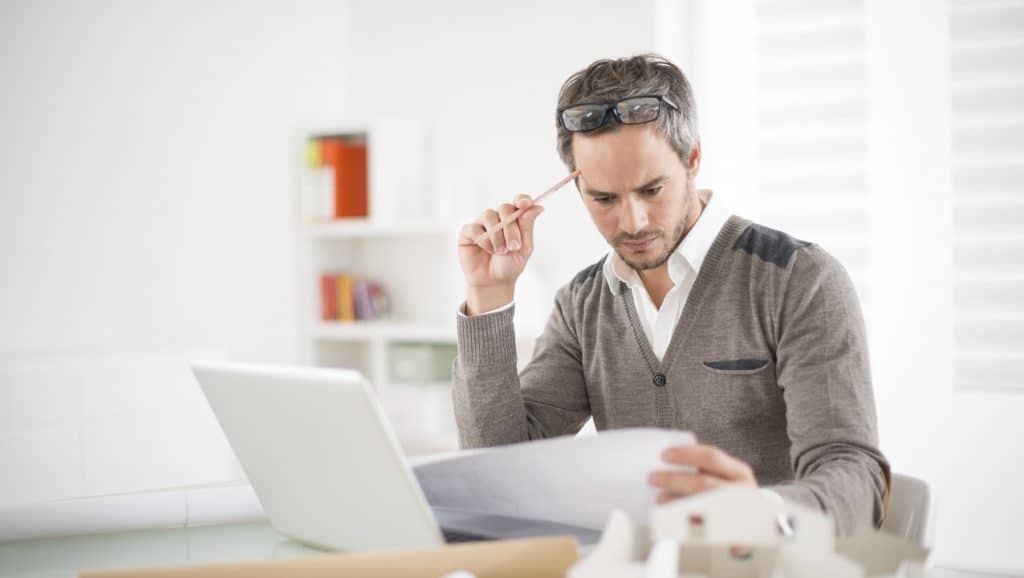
[{"x1": 441, "y1": 527, "x2": 495, "y2": 543}]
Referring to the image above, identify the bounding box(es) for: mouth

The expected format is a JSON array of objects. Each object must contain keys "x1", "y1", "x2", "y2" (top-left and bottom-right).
[{"x1": 621, "y1": 237, "x2": 657, "y2": 253}]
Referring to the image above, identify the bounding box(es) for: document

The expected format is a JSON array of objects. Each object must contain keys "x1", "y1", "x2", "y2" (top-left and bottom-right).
[{"x1": 412, "y1": 428, "x2": 696, "y2": 530}]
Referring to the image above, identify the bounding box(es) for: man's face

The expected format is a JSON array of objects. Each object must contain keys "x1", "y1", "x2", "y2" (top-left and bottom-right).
[{"x1": 572, "y1": 124, "x2": 699, "y2": 271}]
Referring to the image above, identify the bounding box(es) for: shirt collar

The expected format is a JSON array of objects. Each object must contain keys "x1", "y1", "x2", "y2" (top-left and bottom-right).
[{"x1": 602, "y1": 189, "x2": 730, "y2": 296}]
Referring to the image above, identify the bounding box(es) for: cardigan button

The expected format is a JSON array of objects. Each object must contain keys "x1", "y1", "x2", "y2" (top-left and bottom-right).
[{"x1": 653, "y1": 373, "x2": 667, "y2": 387}]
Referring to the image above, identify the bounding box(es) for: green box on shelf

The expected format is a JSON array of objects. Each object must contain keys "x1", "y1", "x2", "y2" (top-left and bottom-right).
[{"x1": 388, "y1": 341, "x2": 458, "y2": 384}]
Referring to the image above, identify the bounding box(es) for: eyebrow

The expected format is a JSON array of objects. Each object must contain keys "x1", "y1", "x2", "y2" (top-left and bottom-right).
[{"x1": 581, "y1": 176, "x2": 669, "y2": 197}]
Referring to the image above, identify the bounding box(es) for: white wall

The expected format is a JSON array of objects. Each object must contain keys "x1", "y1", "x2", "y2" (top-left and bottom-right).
[
  {"x1": 0, "y1": 0, "x2": 351, "y2": 505},
  {"x1": 341, "y1": 0, "x2": 659, "y2": 335},
  {"x1": 0, "y1": 0, "x2": 663, "y2": 509}
]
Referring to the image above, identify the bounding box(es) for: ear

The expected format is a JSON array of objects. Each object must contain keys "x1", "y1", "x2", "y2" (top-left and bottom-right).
[{"x1": 687, "y1": 141, "x2": 702, "y2": 177}]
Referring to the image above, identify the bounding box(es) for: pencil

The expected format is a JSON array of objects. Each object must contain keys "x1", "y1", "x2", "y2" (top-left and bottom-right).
[{"x1": 466, "y1": 169, "x2": 581, "y2": 246}]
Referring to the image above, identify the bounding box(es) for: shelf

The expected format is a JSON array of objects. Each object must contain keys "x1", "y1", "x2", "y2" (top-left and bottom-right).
[
  {"x1": 304, "y1": 218, "x2": 455, "y2": 240},
  {"x1": 311, "y1": 320, "x2": 456, "y2": 343}
]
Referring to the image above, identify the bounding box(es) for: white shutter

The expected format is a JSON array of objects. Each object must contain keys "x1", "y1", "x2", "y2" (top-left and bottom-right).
[
  {"x1": 754, "y1": 0, "x2": 872, "y2": 307},
  {"x1": 951, "y1": 0, "x2": 1024, "y2": 391}
]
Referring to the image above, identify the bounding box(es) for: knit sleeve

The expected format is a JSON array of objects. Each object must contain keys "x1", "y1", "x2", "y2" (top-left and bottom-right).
[
  {"x1": 766, "y1": 244, "x2": 891, "y2": 536},
  {"x1": 451, "y1": 284, "x2": 591, "y2": 448}
]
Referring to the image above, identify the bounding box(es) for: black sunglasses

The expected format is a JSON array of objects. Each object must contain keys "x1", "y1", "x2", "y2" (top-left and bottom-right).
[{"x1": 558, "y1": 95, "x2": 680, "y2": 133}]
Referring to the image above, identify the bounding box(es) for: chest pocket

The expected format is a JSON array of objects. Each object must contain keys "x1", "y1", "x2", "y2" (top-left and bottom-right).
[
  {"x1": 699, "y1": 356, "x2": 783, "y2": 428},
  {"x1": 704, "y1": 358, "x2": 771, "y2": 373}
]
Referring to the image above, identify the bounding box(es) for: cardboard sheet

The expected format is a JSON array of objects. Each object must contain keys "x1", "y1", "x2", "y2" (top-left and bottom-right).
[{"x1": 79, "y1": 536, "x2": 578, "y2": 578}]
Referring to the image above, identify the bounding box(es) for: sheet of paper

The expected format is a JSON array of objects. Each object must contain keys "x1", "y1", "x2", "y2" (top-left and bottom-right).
[{"x1": 413, "y1": 428, "x2": 695, "y2": 530}]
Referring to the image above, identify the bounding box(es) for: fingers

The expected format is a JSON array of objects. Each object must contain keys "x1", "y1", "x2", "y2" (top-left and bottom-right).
[
  {"x1": 656, "y1": 490, "x2": 675, "y2": 504},
  {"x1": 481, "y1": 209, "x2": 503, "y2": 254},
  {"x1": 458, "y1": 221, "x2": 488, "y2": 249},
  {"x1": 458, "y1": 210, "x2": 500, "y2": 253},
  {"x1": 649, "y1": 470, "x2": 728, "y2": 502},
  {"x1": 508, "y1": 194, "x2": 542, "y2": 253},
  {"x1": 501, "y1": 195, "x2": 540, "y2": 253},
  {"x1": 513, "y1": 193, "x2": 533, "y2": 210},
  {"x1": 459, "y1": 194, "x2": 541, "y2": 255},
  {"x1": 497, "y1": 203, "x2": 520, "y2": 253},
  {"x1": 661, "y1": 444, "x2": 756, "y2": 484},
  {"x1": 649, "y1": 444, "x2": 758, "y2": 503}
]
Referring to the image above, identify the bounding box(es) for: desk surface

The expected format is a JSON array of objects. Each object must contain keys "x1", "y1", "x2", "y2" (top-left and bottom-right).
[
  {"x1": 0, "y1": 520, "x2": 1016, "y2": 578},
  {"x1": 0, "y1": 521, "x2": 321, "y2": 578}
]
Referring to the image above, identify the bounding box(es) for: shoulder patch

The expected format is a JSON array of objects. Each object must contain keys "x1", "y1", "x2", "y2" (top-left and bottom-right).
[
  {"x1": 733, "y1": 223, "x2": 810, "y2": 268},
  {"x1": 571, "y1": 255, "x2": 607, "y2": 288}
]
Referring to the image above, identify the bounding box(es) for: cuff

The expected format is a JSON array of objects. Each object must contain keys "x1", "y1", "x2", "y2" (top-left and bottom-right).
[
  {"x1": 457, "y1": 300, "x2": 514, "y2": 318},
  {"x1": 456, "y1": 303, "x2": 517, "y2": 366}
]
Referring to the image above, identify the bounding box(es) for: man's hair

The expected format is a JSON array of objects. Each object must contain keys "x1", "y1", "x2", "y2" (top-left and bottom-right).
[{"x1": 555, "y1": 54, "x2": 698, "y2": 170}]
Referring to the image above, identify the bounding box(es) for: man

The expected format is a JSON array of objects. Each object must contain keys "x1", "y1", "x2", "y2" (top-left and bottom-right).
[{"x1": 453, "y1": 54, "x2": 889, "y2": 535}]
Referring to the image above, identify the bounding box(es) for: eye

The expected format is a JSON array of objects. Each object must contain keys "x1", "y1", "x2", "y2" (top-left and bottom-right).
[
  {"x1": 593, "y1": 196, "x2": 614, "y2": 204},
  {"x1": 642, "y1": 186, "x2": 663, "y2": 196}
]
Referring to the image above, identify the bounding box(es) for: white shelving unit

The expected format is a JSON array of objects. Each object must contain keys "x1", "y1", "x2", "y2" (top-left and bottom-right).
[
  {"x1": 298, "y1": 221, "x2": 462, "y2": 388},
  {"x1": 292, "y1": 124, "x2": 464, "y2": 453},
  {"x1": 310, "y1": 320, "x2": 456, "y2": 343}
]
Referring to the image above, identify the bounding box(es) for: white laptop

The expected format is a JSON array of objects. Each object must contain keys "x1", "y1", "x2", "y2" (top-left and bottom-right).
[{"x1": 191, "y1": 361, "x2": 599, "y2": 552}]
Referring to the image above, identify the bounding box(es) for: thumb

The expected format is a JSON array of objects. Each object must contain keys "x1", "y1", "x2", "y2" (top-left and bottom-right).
[{"x1": 519, "y1": 205, "x2": 544, "y2": 252}]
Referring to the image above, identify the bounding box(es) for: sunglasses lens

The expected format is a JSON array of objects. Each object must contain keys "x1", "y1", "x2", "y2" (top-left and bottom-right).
[
  {"x1": 561, "y1": 104, "x2": 608, "y2": 132},
  {"x1": 616, "y1": 97, "x2": 662, "y2": 124}
]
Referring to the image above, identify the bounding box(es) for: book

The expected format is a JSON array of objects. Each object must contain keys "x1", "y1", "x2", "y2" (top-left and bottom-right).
[
  {"x1": 337, "y1": 275, "x2": 356, "y2": 322},
  {"x1": 368, "y1": 281, "x2": 391, "y2": 319},
  {"x1": 305, "y1": 138, "x2": 322, "y2": 167},
  {"x1": 320, "y1": 275, "x2": 338, "y2": 321},
  {"x1": 320, "y1": 273, "x2": 390, "y2": 322},
  {"x1": 353, "y1": 280, "x2": 374, "y2": 320},
  {"x1": 303, "y1": 138, "x2": 337, "y2": 221},
  {"x1": 319, "y1": 136, "x2": 368, "y2": 219}
]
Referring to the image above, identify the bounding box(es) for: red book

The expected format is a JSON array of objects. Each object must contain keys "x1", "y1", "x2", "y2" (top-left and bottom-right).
[
  {"x1": 320, "y1": 274, "x2": 338, "y2": 320},
  {"x1": 319, "y1": 137, "x2": 368, "y2": 219}
]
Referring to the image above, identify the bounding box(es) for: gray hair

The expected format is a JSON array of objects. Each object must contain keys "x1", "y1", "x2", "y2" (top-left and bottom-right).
[{"x1": 555, "y1": 54, "x2": 699, "y2": 170}]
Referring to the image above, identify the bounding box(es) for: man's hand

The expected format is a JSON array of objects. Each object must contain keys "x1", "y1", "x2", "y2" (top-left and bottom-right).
[
  {"x1": 648, "y1": 444, "x2": 758, "y2": 504},
  {"x1": 457, "y1": 194, "x2": 543, "y2": 315}
]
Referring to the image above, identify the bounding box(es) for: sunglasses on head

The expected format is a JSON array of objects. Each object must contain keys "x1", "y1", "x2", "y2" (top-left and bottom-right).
[{"x1": 558, "y1": 95, "x2": 680, "y2": 133}]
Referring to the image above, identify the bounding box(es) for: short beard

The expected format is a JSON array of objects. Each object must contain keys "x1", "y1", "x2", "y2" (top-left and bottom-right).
[{"x1": 615, "y1": 218, "x2": 688, "y2": 271}]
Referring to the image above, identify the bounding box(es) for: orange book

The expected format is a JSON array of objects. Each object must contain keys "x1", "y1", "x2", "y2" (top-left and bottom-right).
[{"x1": 319, "y1": 137, "x2": 368, "y2": 219}]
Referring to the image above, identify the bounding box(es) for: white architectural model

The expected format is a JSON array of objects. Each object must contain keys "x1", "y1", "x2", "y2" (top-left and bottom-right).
[{"x1": 568, "y1": 486, "x2": 929, "y2": 578}]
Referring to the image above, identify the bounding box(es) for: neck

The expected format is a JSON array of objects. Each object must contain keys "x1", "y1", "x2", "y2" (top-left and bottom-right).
[
  {"x1": 637, "y1": 189, "x2": 705, "y2": 308},
  {"x1": 638, "y1": 264, "x2": 674, "y2": 309}
]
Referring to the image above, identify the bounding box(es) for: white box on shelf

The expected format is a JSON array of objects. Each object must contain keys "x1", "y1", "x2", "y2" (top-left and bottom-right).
[{"x1": 367, "y1": 119, "x2": 428, "y2": 222}]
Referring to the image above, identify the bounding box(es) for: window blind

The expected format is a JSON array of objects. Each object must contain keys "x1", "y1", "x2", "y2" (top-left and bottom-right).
[{"x1": 951, "y1": 0, "x2": 1024, "y2": 391}]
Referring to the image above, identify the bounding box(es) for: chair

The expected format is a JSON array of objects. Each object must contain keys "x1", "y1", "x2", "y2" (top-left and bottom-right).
[{"x1": 880, "y1": 473, "x2": 932, "y2": 547}]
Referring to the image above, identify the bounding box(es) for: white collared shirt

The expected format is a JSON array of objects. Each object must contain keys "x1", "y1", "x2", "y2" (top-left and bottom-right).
[{"x1": 602, "y1": 189, "x2": 730, "y2": 361}]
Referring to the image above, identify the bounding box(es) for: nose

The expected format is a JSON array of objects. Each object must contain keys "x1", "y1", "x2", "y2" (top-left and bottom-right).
[{"x1": 619, "y1": 196, "x2": 649, "y2": 235}]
